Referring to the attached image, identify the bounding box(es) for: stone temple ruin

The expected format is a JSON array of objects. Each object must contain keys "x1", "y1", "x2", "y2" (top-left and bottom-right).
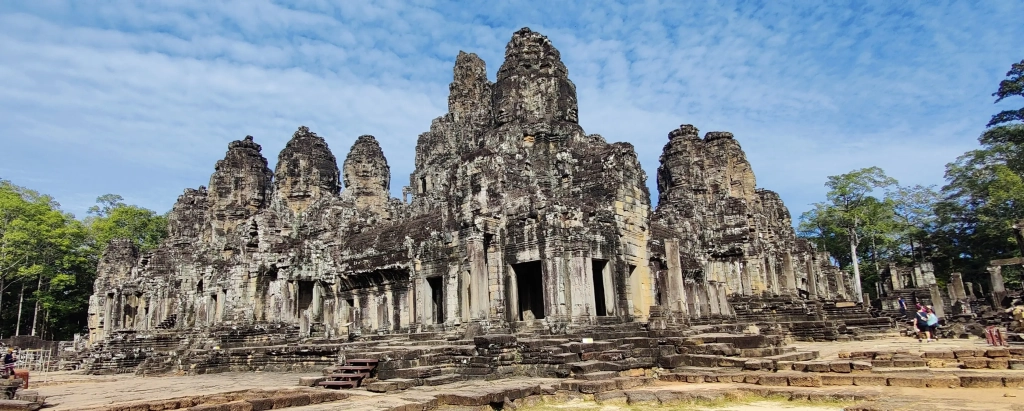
[{"x1": 84, "y1": 28, "x2": 891, "y2": 377}]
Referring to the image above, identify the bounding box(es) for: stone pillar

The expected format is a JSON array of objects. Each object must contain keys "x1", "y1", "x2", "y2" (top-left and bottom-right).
[
  {"x1": 920, "y1": 263, "x2": 937, "y2": 287},
  {"x1": 568, "y1": 255, "x2": 591, "y2": 318},
  {"x1": 862, "y1": 293, "x2": 871, "y2": 312},
  {"x1": 889, "y1": 264, "x2": 903, "y2": 290},
  {"x1": 782, "y1": 252, "x2": 796, "y2": 296},
  {"x1": 946, "y1": 284, "x2": 957, "y2": 302},
  {"x1": 664, "y1": 240, "x2": 687, "y2": 314},
  {"x1": 467, "y1": 236, "x2": 489, "y2": 320},
  {"x1": 912, "y1": 265, "x2": 925, "y2": 288},
  {"x1": 805, "y1": 259, "x2": 818, "y2": 299},
  {"x1": 965, "y1": 282, "x2": 975, "y2": 300},
  {"x1": 988, "y1": 266, "x2": 1007, "y2": 308},
  {"x1": 707, "y1": 282, "x2": 722, "y2": 316},
  {"x1": 951, "y1": 272, "x2": 969, "y2": 300},
  {"x1": 928, "y1": 284, "x2": 945, "y2": 319},
  {"x1": 739, "y1": 260, "x2": 752, "y2": 296}
]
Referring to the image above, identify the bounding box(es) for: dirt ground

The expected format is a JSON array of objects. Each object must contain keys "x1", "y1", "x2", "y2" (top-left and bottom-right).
[
  {"x1": 23, "y1": 334, "x2": 1024, "y2": 411},
  {"x1": 24, "y1": 370, "x2": 1024, "y2": 411}
]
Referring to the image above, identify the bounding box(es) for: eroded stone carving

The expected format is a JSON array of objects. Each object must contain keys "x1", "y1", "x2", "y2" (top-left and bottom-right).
[{"x1": 88, "y1": 28, "x2": 854, "y2": 347}]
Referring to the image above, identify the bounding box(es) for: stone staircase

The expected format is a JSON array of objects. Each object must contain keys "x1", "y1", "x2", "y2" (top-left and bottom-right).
[{"x1": 319, "y1": 358, "x2": 378, "y2": 389}]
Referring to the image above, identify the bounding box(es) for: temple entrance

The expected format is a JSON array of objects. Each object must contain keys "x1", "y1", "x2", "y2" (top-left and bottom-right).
[
  {"x1": 512, "y1": 261, "x2": 545, "y2": 320},
  {"x1": 297, "y1": 280, "x2": 314, "y2": 314},
  {"x1": 592, "y1": 259, "x2": 609, "y2": 316},
  {"x1": 427, "y1": 276, "x2": 445, "y2": 324}
]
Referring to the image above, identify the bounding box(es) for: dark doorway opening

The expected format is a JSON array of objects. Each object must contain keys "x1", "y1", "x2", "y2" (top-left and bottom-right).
[
  {"x1": 592, "y1": 259, "x2": 608, "y2": 316},
  {"x1": 297, "y1": 280, "x2": 314, "y2": 313},
  {"x1": 427, "y1": 276, "x2": 445, "y2": 324},
  {"x1": 513, "y1": 261, "x2": 545, "y2": 320}
]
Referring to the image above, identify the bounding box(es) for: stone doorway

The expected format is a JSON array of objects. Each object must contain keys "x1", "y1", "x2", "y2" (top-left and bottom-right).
[
  {"x1": 512, "y1": 261, "x2": 545, "y2": 320},
  {"x1": 427, "y1": 276, "x2": 445, "y2": 324},
  {"x1": 592, "y1": 259, "x2": 611, "y2": 316},
  {"x1": 297, "y1": 280, "x2": 314, "y2": 314}
]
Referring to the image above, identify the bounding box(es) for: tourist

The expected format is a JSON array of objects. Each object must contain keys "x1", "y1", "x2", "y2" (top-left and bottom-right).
[
  {"x1": 926, "y1": 306, "x2": 940, "y2": 341},
  {"x1": 915, "y1": 306, "x2": 931, "y2": 342},
  {"x1": 898, "y1": 297, "x2": 907, "y2": 319},
  {"x1": 2, "y1": 348, "x2": 15, "y2": 378}
]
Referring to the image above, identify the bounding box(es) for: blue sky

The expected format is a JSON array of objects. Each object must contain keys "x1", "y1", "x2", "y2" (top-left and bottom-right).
[{"x1": 1, "y1": 1, "x2": 1022, "y2": 223}]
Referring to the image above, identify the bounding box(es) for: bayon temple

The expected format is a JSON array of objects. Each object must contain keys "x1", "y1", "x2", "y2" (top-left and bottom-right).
[{"x1": 83, "y1": 28, "x2": 902, "y2": 375}]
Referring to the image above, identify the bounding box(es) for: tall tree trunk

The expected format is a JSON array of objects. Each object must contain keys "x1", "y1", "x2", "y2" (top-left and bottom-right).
[
  {"x1": 0, "y1": 278, "x2": 4, "y2": 338},
  {"x1": 31, "y1": 272, "x2": 42, "y2": 336},
  {"x1": 849, "y1": 228, "x2": 863, "y2": 303},
  {"x1": 15, "y1": 282, "x2": 24, "y2": 336},
  {"x1": 871, "y1": 235, "x2": 881, "y2": 273}
]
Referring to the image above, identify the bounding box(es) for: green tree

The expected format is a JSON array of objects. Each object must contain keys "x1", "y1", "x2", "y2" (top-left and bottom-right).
[
  {"x1": 821, "y1": 167, "x2": 897, "y2": 302},
  {"x1": 887, "y1": 184, "x2": 940, "y2": 263},
  {"x1": 86, "y1": 194, "x2": 168, "y2": 252},
  {"x1": 932, "y1": 58, "x2": 1024, "y2": 289},
  {"x1": 0, "y1": 180, "x2": 92, "y2": 338},
  {"x1": 988, "y1": 59, "x2": 1024, "y2": 127}
]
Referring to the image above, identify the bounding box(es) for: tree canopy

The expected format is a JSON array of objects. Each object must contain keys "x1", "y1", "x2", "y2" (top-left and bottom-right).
[{"x1": 0, "y1": 182, "x2": 167, "y2": 340}]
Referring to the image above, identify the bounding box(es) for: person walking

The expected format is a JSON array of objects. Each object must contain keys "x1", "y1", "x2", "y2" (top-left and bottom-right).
[
  {"x1": 915, "y1": 306, "x2": 931, "y2": 342},
  {"x1": 2, "y1": 348, "x2": 16, "y2": 378},
  {"x1": 898, "y1": 297, "x2": 907, "y2": 319},
  {"x1": 926, "y1": 306, "x2": 940, "y2": 341}
]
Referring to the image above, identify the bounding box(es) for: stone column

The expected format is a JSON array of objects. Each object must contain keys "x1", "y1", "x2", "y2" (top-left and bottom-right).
[
  {"x1": 782, "y1": 252, "x2": 796, "y2": 296},
  {"x1": 928, "y1": 284, "x2": 945, "y2": 318},
  {"x1": 664, "y1": 240, "x2": 687, "y2": 315},
  {"x1": 568, "y1": 255, "x2": 591, "y2": 318},
  {"x1": 920, "y1": 263, "x2": 937, "y2": 287},
  {"x1": 988, "y1": 266, "x2": 1007, "y2": 308},
  {"x1": 862, "y1": 293, "x2": 871, "y2": 312},
  {"x1": 467, "y1": 236, "x2": 489, "y2": 320},
  {"x1": 965, "y1": 282, "x2": 975, "y2": 300},
  {"x1": 912, "y1": 265, "x2": 925, "y2": 288},
  {"x1": 805, "y1": 259, "x2": 818, "y2": 299},
  {"x1": 889, "y1": 264, "x2": 903, "y2": 290},
  {"x1": 950, "y1": 272, "x2": 967, "y2": 301}
]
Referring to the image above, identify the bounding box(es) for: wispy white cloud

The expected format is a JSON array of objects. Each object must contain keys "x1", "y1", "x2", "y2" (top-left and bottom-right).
[{"x1": 0, "y1": 0, "x2": 1021, "y2": 221}]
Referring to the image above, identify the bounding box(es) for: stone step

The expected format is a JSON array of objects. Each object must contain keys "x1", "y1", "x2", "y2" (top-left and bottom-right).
[{"x1": 574, "y1": 371, "x2": 617, "y2": 380}]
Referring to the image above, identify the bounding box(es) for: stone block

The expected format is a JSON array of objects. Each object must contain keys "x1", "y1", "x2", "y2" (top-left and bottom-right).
[
  {"x1": 874, "y1": 352, "x2": 894, "y2": 360},
  {"x1": 1009, "y1": 359, "x2": 1024, "y2": 370},
  {"x1": 805, "y1": 362, "x2": 831, "y2": 372},
  {"x1": 985, "y1": 348, "x2": 1010, "y2": 358},
  {"x1": 892, "y1": 358, "x2": 926, "y2": 368},
  {"x1": 0, "y1": 400, "x2": 42, "y2": 411},
  {"x1": 887, "y1": 376, "x2": 928, "y2": 388},
  {"x1": 625, "y1": 391, "x2": 660, "y2": 405},
  {"x1": 853, "y1": 375, "x2": 888, "y2": 386},
  {"x1": 272, "y1": 393, "x2": 311, "y2": 408},
  {"x1": 821, "y1": 374, "x2": 854, "y2": 386},
  {"x1": 829, "y1": 361, "x2": 852, "y2": 373},
  {"x1": 850, "y1": 361, "x2": 872, "y2": 371},
  {"x1": 925, "y1": 375, "x2": 960, "y2": 388},
  {"x1": 758, "y1": 375, "x2": 789, "y2": 386},
  {"x1": 775, "y1": 361, "x2": 793, "y2": 371},
  {"x1": 953, "y1": 349, "x2": 979, "y2": 359},
  {"x1": 657, "y1": 354, "x2": 686, "y2": 369},
  {"x1": 870, "y1": 360, "x2": 893, "y2": 368},
  {"x1": 960, "y1": 375, "x2": 1004, "y2": 388},
  {"x1": 594, "y1": 390, "x2": 626, "y2": 403},
  {"x1": 922, "y1": 351, "x2": 955, "y2": 359},
  {"x1": 1004, "y1": 376, "x2": 1024, "y2": 388},
  {"x1": 577, "y1": 380, "x2": 617, "y2": 394},
  {"x1": 959, "y1": 358, "x2": 988, "y2": 369},
  {"x1": 788, "y1": 374, "x2": 822, "y2": 387},
  {"x1": 575, "y1": 371, "x2": 616, "y2": 381},
  {"x1": 987, "y1": 358, "x2": 1009, "y2": 369}
]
